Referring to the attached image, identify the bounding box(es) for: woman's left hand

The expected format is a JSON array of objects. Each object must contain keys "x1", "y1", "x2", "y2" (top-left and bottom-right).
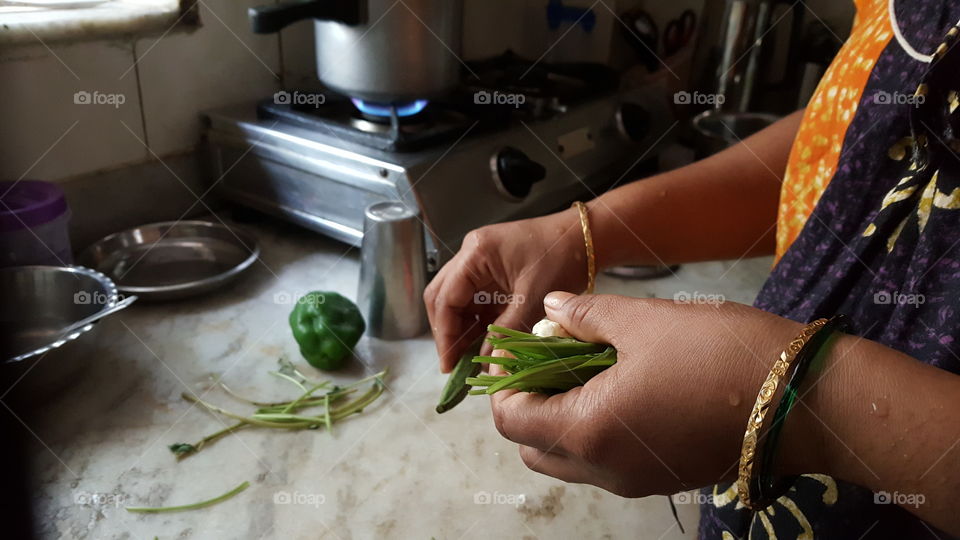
[{"x1": 489, "y1": 291, "x2": 820, "y2": 497}]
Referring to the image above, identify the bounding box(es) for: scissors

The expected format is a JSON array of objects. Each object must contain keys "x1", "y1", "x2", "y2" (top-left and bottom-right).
[{"x1": 663, "y1": 9, "x2": 697, "y2": 57}]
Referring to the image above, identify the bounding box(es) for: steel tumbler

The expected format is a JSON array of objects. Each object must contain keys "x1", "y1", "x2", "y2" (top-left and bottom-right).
[{"x1": 357, "y1": 201, "x2": 429, "y2": 340}]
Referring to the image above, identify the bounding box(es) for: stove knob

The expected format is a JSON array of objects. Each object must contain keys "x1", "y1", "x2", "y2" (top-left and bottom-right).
[
  {"x1": 616, "y1": 102, "x2": 651, "y2": 142},
  {"x1": 492, "y1": 147, "x2": 547, "y2": 200}
]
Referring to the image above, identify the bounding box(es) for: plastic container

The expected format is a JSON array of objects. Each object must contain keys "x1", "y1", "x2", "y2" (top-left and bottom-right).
[{"x1": 0, "y1": 180, "x2": 73, "y2": 267}]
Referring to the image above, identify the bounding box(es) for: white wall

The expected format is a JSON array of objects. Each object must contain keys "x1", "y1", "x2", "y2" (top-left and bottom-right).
[
  {"x1": 0, "y1": 0, "x2": 292, "y2": 183},
  {"x1": 0, "y1": 0, "x2": 856, "y2": 184}
]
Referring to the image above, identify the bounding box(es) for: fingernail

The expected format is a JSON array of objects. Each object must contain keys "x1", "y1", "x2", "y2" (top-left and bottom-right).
[{"x1": 544, "y1": 291, "x2": 575, "y2": 310}]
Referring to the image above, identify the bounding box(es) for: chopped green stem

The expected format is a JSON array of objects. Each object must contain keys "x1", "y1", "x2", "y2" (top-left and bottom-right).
[
  {"x1": 281, "y1": 382, "x2": 327, "y2": 414},
  {"x1": 218, "y1": 382, "x2": 278, "y2": 406},
  {"x1": 324, "y1": 394, "x2": 333, "y2": 432},
  {"x1": 174, "y1": 368, "x2": 387, "y2": 458},
  {"x1": 172, "y1": 421, "x2": 248, "y2": 461},
  {"x1": 125, "y1": 481, "x2": 249, "y2": 513},
  {"x1": 252, "y1": 413, "x2": 328, "y2": 423},
  {"x1": 487, "y1": 325, "x2": 537, "y2": 339},
  {"x1": 182, "y1": 393, "x2": 315, "y2": 429},
  {"x1": 254, "y1": 390, "x2": 354, "y2": 414},
  {"x1": 268, "y1": 370, "x2": 309, "y2": 392},
  {"x1": 330, "y1": 381, "x2": 384, "y2": 419}
]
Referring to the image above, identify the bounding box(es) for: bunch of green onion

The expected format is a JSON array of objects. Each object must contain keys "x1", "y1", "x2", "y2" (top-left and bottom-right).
[{"x1": 466, "y1": 325, "x2": 617, "y2": 395}]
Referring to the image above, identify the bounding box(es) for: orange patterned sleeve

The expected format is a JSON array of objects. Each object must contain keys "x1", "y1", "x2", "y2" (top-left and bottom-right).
[{"x1": 775, "y1": 0, "x2": 893, "y2": 260}]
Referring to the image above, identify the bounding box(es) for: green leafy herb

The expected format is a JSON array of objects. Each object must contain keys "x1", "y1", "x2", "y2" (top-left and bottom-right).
[
  {"x1": 167, "y1": 443, "x2": 197, "y2": 457},
  {"x1": 467, "y1": 325, "x2": 617, "y2": 395},
  {"x1": 435, "y1": 336, "x2": 484, "y2": 414}
]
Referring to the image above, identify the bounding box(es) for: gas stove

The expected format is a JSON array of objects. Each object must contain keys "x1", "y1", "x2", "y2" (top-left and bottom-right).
[{"x1": 202, "y1": 54, "x2": 673, "y2": 267}]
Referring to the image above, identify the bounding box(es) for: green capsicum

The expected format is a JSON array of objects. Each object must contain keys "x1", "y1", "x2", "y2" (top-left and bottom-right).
[{"x1": 289, "y1": 291, "x2": 365, "y2": 371}]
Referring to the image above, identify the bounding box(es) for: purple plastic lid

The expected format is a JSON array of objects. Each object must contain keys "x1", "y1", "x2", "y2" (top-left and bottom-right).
[{"x1": 0, "y1": 180, "x2": 69, "y2": 232}]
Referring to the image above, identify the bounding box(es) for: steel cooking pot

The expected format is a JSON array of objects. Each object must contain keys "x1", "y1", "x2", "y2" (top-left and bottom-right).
[{"x1": 249, "y1": 0, "x2": 462, "y2": 102}]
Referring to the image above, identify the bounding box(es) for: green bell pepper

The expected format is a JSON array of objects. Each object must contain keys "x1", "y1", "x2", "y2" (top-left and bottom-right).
[{"x1": 289, "y1": 291, "x2": 365, "y2": 371}]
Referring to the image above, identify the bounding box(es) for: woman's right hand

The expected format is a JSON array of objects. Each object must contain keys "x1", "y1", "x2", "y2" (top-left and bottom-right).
[{"x1": 425, "y1": 209, "x2": 589, "y2": 372}]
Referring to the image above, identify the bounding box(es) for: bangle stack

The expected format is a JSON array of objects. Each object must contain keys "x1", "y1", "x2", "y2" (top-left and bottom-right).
[{"x1": 737, "y1": 315, "x2": 848, "y2": 510}]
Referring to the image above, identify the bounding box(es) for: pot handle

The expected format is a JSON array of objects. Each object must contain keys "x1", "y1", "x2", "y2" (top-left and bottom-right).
[{"x1": 249, "y1": 0, "x2": 363, "y2": 34}]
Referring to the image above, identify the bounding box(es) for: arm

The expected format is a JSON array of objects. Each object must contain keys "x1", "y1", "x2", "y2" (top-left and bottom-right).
[
  {"x1": 426, "y1": 110, "x2": 804, "y2": 370},
  {"x1": 783, "y1": 333, "x2": 960, "y2": 534},
  {"x1": 488, "y1": 293, "x2": 960, "y2": 536},
  {"x1": 587, "y1": 109, "x2": 804, "y2": 267}
]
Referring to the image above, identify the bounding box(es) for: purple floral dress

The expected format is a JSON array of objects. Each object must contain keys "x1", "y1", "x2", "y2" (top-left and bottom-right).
[{"x1": 699, "y1": 2, "x2": 960, "y2": 539}]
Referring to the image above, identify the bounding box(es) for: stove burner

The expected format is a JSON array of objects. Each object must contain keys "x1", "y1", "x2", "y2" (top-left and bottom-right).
[
  {"x1": 351, "y1": 98, "x2": 429, "y2": 118},
  {"x1": 257, "y1": 95, "x2": 475, "y2": 152},
  {"x1": 255, "y1": 53, "x2": 620, "y2": 153}
]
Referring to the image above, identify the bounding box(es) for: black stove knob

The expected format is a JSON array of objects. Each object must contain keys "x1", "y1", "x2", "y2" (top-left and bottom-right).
[
  {"x1": 493, "y1": 147, "x2": 546, "y2": 200},
  {"x1": 617, "y1": 102, "x2": 651, "y2": 142}
]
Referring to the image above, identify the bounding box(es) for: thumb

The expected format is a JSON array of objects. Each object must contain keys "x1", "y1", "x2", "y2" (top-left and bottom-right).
[{"x1": 543, "y1": 291, "x2": 619, "y2": 345}]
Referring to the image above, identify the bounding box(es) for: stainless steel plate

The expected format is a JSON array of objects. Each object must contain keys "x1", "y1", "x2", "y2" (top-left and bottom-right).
[{"x1": 79, "y1": 220, "x2": 260, "y2": 300}]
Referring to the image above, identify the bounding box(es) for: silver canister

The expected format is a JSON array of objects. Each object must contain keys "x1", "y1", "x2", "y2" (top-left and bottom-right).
[{"x1": 357, "y1": 201, "x2": 429, "y2": 340}]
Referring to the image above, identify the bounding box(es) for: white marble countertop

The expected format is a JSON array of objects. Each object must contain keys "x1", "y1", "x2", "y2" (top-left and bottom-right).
[{"x1": 20, "y1": 218, "x2": 773, "y2": 539}]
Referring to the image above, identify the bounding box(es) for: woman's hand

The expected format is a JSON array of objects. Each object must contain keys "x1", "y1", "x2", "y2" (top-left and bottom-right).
[
  {"x1": 489, "y1": 291, "x2": 819, "y2": 497},
  {"x1": 425, "y1": 211, "x2": 588, "y2": 372}
]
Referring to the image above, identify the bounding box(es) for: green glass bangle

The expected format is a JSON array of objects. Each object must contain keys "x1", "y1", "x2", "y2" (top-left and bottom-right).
[{"x1": 753, "y1": 314, "x2": 849, "y2": 507}]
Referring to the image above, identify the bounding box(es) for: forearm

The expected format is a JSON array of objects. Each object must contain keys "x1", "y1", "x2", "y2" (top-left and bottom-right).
[
  {"x1": 586, "y1": 109, "x2": 804, "y2": 268},
  {"x1": 785, "y1": 334, "x2": 960, "y2": 535}
]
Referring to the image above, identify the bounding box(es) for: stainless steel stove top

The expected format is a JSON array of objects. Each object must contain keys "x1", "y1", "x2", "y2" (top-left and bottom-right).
[{"x1": 201, "y1": 76, "x2": 673, "y2": 268}]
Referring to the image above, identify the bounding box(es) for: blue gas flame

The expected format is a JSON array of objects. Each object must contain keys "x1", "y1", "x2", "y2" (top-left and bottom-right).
[{"x1": 351, "y1": 98, "x2": 429, "y2": 118}]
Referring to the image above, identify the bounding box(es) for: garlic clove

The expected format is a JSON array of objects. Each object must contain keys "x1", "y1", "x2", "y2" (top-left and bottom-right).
[{"x1": 531, "y1": 318, "x2": 571, "y2": 338}]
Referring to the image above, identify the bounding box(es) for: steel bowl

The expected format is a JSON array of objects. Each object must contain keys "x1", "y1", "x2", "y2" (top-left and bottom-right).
[
  {"x1": 78, "y1": 220, "x2": 260, "y2": 301},
  {"x1": 1, "y1": 265, "x2": 121, "y2": 402},
  {"x1": 692, "y1": 110, "x2": 780, "y2": 158}
]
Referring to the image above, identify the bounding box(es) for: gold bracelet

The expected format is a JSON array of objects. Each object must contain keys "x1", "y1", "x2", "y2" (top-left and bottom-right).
[
  {"x1": 572, "y1": 201, "x2": 596, "y2": 294},
  {"x1": 737, "y1": 318, "x2": 827, "y2": 509}
]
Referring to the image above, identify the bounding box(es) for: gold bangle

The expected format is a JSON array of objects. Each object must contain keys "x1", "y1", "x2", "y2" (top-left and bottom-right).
[
  {"x1": 572, "y1": 201, "x2": 596, "y2": 294},
  {"x1": 737, "y1": 318, "x2": 827, "y2": 509}
]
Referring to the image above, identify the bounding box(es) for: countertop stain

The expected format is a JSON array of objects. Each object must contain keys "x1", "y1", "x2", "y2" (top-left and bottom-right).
[{"x1": 518, "y1": 485, "x2": 565, "y2": 520}]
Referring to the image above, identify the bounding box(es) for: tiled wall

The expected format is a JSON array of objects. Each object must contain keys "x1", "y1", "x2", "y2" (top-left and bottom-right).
[{"x1": 0, "y1": 0, "x2": 308, "y2": 183}]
